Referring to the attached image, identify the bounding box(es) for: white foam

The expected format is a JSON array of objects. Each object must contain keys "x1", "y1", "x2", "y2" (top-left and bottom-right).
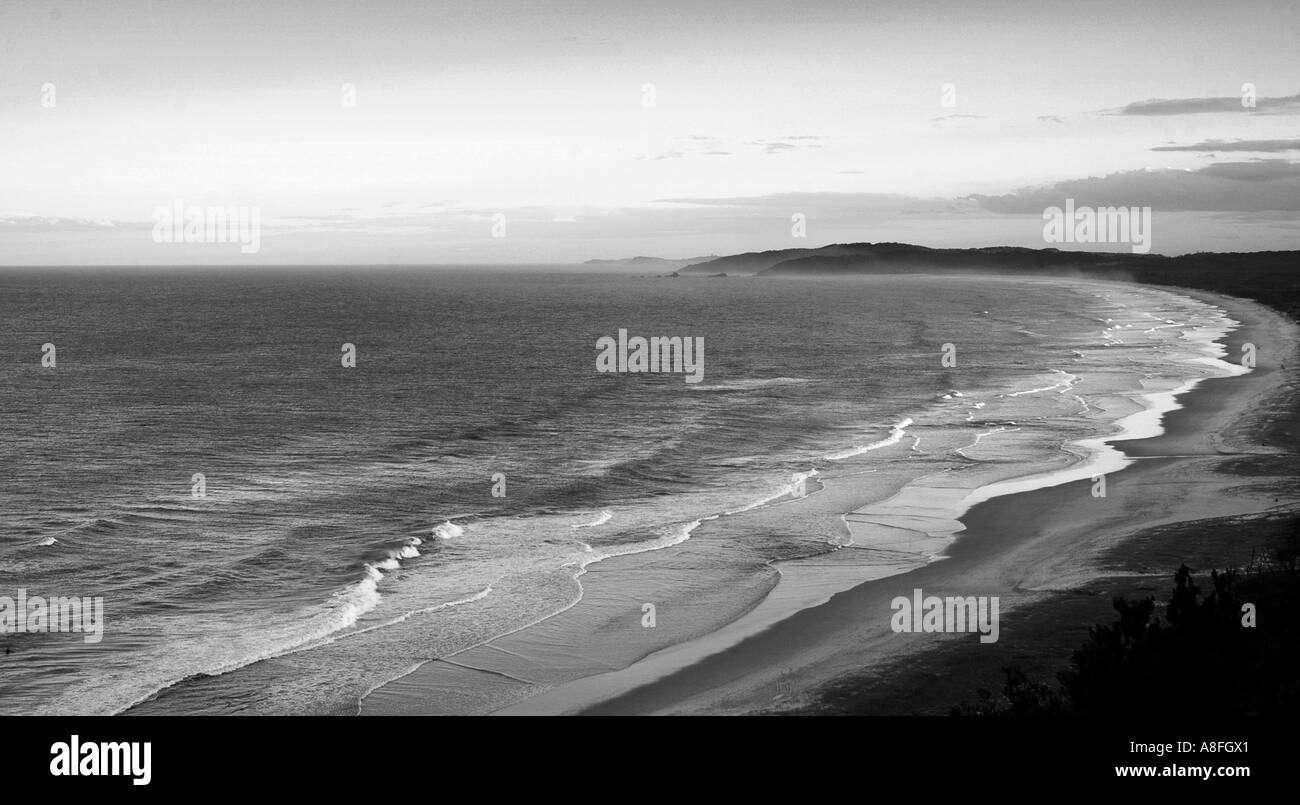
[
  {"x1": 846, "y1": 283, "x2": 1253, "y2": 574},
  {"x1": 955, "y1": 426, "x2": 1021, "y2": 459},
  {"x1": 825, "y1": 417, "x2": 914, "y2": 460},
  {"x1": 725, "y1": 469, "x2": 819, "y2": 515},
  {"x1": 571, "y1": 510, "x2": 613, "y2": 529},
  {"x1": 432, "y1": 521, "x2": 464, "y2": 540},
  {"x1": 1002, "y1": 369, "x2": 1078, "y2": 397}
]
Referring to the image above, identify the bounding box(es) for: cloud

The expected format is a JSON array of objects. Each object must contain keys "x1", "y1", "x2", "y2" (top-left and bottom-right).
[
  {"x1": 7, "y1": 189, "x2": 1296, "y2": 265},
  {"x1": 1037, "y1": 115, "x2": 1063, "y2": 124},
  {"x1": 0, "y1": 213, "x2": 121, "y2": 231},
  {"x1": 1151, "y1": 138, "x2": 1300, "y2": 152},
  {"x1": 654, "y1": 191, "x2": 974, "y2": 220},
  {"x1": 646, "y1": 135, "x2": 824, "y2": 159},
  {"x1": 1109, "y1": 93, "x2": 1300, "y2": 116},
  {"x1": 1198, "y1": 159, "x2": 1300, "y2": 181},
  {"x1": 748, "y1": 137, "x2": 825, "y2": 155},
  {"x1": 929, "y1": 113, "x2": 986, "y2": 124},
  {"x1": 968, "y1": 161, "x2": 1300, "y2": 212},
  {"x1": 643, "y1": 134, "x2": 738, "y2": 160}
]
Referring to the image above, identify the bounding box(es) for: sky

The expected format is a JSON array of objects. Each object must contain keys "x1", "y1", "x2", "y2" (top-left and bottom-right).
[{"x1": 1, "y1": 0, "x2": 1298, "y2": 264}]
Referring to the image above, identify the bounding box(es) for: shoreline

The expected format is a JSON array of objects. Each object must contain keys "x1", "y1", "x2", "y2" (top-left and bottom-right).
[
  {"x1": 556, "y1": 284, "x2": 1296, "y2": 715},
  {"x1": 360, "y1": 279, "x2": 1295, "y2": 716}
]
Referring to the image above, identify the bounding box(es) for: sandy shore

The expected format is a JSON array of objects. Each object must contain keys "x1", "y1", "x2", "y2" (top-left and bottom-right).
[{"x1": 362, "y1": 283, "x2": 1299, "y2": 716}]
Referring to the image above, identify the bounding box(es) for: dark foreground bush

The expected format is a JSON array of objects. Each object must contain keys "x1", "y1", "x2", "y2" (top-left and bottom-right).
[{"x1": 954, "y1": 558, "x2": 1300, "y2": 716}]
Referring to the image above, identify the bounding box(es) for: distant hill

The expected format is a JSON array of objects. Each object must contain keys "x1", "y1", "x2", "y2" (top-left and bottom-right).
[
  {"x1": 584, "y1": 255, "x2": 716, "y2": 268},
  {"x1": 679, "y1": 242, "x2": 1153, "y2": 276},
  {"x1": 676, "y1": 242, "x2": 1300, "y2": 321}
]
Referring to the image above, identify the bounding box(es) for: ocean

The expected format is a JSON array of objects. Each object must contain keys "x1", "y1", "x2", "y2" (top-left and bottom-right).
[{"x1": 0, "y1": 268, "x2": 1244, "y2": 715}]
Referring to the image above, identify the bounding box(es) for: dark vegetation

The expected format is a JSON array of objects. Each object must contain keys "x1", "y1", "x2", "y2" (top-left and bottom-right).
[{"x1": 952, "y1": 527, "x2": 1300, "y2": 716}]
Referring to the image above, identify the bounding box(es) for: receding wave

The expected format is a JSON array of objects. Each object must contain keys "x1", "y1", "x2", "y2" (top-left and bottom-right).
[
  {"x1": 824, "y1": 417, "x2": 914, "y2": 460},
  {"x1": 571, "y1": 510, "x2": 613, "y2": 528},
  {"x1": 725, "y1": 470, "x2": 819, "y2": 514},
  {"x1": 1001, "y1": 369, "x2": 1079, "y2": 397}
]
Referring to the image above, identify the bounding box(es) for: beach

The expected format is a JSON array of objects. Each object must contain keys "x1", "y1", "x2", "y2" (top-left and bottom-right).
[
  {"x1": 355, "y1": 281, "x2": 1299, "y2": 716},
  {"x1": 21, "y1": 270, "x2": 1209, "y2": 717},
  {"x1": 6, "y1": 271, "x2": 1288, "y2": 717}
]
